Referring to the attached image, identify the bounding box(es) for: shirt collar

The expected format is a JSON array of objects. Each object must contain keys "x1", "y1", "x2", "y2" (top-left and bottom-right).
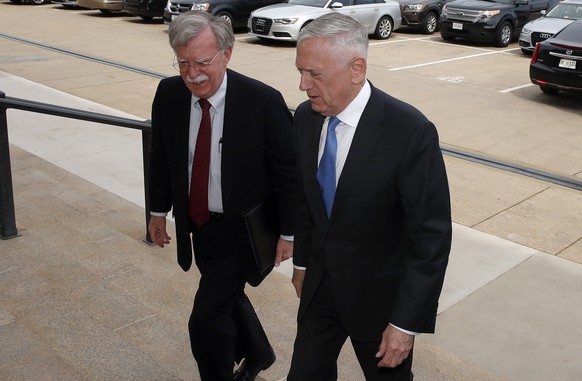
[{"x1": 335, "y1": 80, "x2": 371, "y2": 128}]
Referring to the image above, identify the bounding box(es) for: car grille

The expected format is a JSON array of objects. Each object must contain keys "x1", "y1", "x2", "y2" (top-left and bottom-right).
[
  {"x1": 167, "y1": 1, "x2": 192, "y2": 14},
  {"x1": 531, "y1": 32, "x2": 553, "y2": 46},
  {"x1": 250, "y1": 17, "x2": 273, "y2": 35},
  {"x1": 445, "y1": 7, "x2": 482, "y2": 23}
]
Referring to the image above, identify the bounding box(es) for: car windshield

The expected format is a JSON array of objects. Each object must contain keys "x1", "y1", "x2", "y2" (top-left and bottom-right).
[
  {"x1": 288, "y1": 0, "x2": 330, "y2": 7},
  {"x1": 546, "y1": 3, "x2": 582, "y2": 20}
]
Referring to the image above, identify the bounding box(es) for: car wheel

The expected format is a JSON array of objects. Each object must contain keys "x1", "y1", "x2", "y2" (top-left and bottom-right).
[
  {"x1": 216, "y1": 11, "x2": 233, "y2": 26},
  {"x1": 540, "y1": 85, "x2": 558, "y2": 95},
  {"x1": 494, "y1": 22, "x2": 512, "y2": 47},
  {"x1": 421, "y1": 12, "x2": 438, "y2": 34},
  {"x1": 374, "y1": 16, "x2": 393, "y2": 40},
  {"x1": 31, "y1": 0, "x2": 45, "y2": 4},
  {"x1": 300, "y1": 20, "x2": 312, "y2": 31}
]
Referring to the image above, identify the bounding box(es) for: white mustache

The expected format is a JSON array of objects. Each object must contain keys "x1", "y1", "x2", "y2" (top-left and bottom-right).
[{"x1": 187, "y1": 74, "x2": 209, "y2": 84}]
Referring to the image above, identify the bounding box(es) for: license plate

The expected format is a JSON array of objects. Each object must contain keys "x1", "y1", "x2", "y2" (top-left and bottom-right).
[
  {"x1": 558, "y1": 58, "x2": 576, "y2": 70},
  {"x1": 453, "y1": 22, "x2": 463, "y2": 30}
]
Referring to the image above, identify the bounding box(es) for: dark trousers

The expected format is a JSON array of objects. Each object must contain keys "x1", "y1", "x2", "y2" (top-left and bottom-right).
[
  {"x1": 188, "y1": 217, "x2": 271, "y2": 381},
  {"x1": 288, "y1": 275, "x2": 413, "y2": 381}
]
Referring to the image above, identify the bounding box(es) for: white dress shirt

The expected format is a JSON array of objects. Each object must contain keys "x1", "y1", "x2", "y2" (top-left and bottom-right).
[{"x1": 188, "y1": 74, "x2": 227, "y2": 213}]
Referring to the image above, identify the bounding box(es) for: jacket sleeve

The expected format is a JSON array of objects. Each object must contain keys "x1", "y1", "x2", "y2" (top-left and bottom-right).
[
  {"x1": 390, "y1": 120, "x2": 452, "y2": 333},
  {"x1": 148, "y1": 79, "x2": 173, "y2": 214}
]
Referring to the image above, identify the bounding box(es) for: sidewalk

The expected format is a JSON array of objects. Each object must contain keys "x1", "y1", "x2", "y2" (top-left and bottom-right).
[{"x1": 1, "y1": 73, "x2": 582, "y2": 380}]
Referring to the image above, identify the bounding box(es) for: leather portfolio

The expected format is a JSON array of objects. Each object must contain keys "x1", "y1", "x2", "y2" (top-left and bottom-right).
[{"x1": 243, "y1": 196, "x2": 279, "y2": 274}]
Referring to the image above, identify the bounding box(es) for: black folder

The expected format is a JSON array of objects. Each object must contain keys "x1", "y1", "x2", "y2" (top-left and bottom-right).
[{"x1": 243, "y1": 196, "x2": 279, "y2": 274}]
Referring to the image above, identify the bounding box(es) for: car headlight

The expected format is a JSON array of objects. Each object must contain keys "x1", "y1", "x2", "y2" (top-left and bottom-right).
[
  {"x1": 521, "y1": 27, "x2": 531, "y2": 34},
  {"x1": 403, "y1": 4, "x2": 424, "y2": 11},
  {"x1": 191, "y1": 3, "x2": 209, "y2": 11},
  {"x1": 442, "y1": 4, "x2": 448, "y2": 16},
  {"x1": 480, "y1": 10, "x2": 500, "y2": 19},
  {"x1": 274, "y1": 18, "x2": 299, "y2": 24}
]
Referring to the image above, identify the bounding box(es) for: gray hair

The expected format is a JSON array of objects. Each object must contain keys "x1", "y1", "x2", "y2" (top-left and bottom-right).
[
  {"x1": 168, "y1": 10, "x2": 235, "y2": 51},
  {"x1": 297, "y1": 13, "x2": 368, "y2": 59}
]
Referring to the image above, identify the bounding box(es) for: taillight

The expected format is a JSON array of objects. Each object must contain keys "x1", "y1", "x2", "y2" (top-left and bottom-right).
[{"x1": 531, "y1": 43, "x2": 540, "y2": 63}]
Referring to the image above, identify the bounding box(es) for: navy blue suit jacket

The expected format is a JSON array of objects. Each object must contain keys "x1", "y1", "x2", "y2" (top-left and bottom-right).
[
  {"x1": 293, "y1": 82, "x2": 452, "y2": 340},
  {"x1": 148, "y1": 69, "x2": 296, "y2": 286}
]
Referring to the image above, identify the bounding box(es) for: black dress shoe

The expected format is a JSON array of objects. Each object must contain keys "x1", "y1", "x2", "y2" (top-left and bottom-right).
[{"x1": 233, "y1": 347, "x2": 276, "y2": 381}]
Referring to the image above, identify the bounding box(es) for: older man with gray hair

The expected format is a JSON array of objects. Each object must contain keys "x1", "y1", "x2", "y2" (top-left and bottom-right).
[
  {"x1": 148, "y1": 10, "x2": 296, "y2": 381},
  {"x1": 289, "y1": 12, "x2": 452, "y2": 381}
]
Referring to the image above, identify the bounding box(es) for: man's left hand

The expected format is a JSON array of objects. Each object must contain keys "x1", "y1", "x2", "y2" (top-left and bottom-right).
[
  {"x1": 375, "y1": 324, "x2": 414, "y2": 368},
  {"x1": 274, "y1": 238, "x2": 293, "y2": 267}
]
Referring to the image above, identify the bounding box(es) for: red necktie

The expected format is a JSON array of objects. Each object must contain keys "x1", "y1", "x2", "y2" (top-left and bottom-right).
[{"x1": 188, "y1": 98, "x2": 211, "y2": 226}]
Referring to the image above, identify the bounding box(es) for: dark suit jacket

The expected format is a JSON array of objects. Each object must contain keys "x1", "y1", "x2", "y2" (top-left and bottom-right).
[
  {"x1": 148, "y1": 69, "x2": 296, "y2": 286},
  {"x1": 294, "y1": 82, "x2": 452, "y2": 341}
]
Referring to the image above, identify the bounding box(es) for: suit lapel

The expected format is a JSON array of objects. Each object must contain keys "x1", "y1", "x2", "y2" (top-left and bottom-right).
[
  {"x1": 220, "y1": 70, "x2": 246, "y2": 208},
  {"x1": 174, "y1": 80, "x2": 193, "y2": 198},
  {"x1": 332, "y1": 89, "x2": 386, "y2": 220}
]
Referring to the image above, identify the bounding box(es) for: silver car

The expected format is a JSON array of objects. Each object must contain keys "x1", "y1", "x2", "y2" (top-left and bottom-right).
[
  {"x1": 519, "y1": 0, "x2": 582, "y2": 54},
  {"x1": 248, "y1": 0, "x2": 402, "y2": 41}
]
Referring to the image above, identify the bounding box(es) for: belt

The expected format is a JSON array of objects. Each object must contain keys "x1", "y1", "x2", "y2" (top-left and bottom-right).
[{"x1": 208, "y1": 212, "x2": 224, "y2": 220}]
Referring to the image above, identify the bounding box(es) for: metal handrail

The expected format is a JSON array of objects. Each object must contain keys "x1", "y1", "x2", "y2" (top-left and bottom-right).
[
  {"x1": 0, "y1": 91, "x2": 153, "y2": 242},
  {"x1": 2, "y1": 90, "x2": 580, "y2": 240}
]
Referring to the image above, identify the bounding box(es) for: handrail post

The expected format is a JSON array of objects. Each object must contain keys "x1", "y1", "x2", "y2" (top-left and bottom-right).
[
  {"x1": 142, "y1": 127, "x2": 153, "y2": 245},
  {"x1": 0, "y1": 91, "x2": 19, "y2": 239}
]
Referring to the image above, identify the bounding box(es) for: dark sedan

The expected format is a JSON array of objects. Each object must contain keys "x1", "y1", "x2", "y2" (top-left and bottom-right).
[
  {"x1": 123, "y1": 0, "x2": 166, "y2": 19},
  {"x1": 530, "y1": 19, "x2": 582, "y2": 94},
  {"x1": 164, "y1": 0, "x2": 286, "y2": 28}
]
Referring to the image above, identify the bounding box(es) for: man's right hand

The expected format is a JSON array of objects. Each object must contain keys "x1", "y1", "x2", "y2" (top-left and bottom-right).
[
  {"x1": 148, "y1": 215, "x2": 171, "y2": 248},
  {"x1": 291, "y1": 268, "x2": 305, "y2": 298}
]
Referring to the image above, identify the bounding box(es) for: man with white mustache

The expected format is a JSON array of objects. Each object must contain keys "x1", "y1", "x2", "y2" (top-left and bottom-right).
[{"x1": 147, "y1": 10, "x2": 297, "y2": 381}]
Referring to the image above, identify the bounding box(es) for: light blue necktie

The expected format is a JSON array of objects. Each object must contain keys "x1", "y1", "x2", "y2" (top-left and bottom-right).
[{"x1": 317, "y1": 116, "x2": 341, "y2": 218}]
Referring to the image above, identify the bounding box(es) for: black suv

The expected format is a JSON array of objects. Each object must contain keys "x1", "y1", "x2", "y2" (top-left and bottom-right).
[
  {"x1": 439, "y1": 0, "x2": 559, "y2": 47},
  {"x1": 397, "y1": 0, "x2": 453, "y2": 34}
]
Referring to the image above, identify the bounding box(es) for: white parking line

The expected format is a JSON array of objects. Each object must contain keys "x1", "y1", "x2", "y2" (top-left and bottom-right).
[
  {"x1": 369, "y1": 36, "x2": 522, "y2": 71},
  {"x1": 236, "y1": 35, "x2": 257, "y2": 42},
  {"x1": 500, "y1": 83, "x2": 535, "y2": 93},
  {"x1": 388, "y1": 50, "x2": 502, "y2": 71}
]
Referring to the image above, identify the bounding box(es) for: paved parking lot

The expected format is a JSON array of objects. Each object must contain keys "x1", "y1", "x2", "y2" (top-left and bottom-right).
[
  {"x1": 2, "y1": 3, "x2": 581, "y2": 177},
  {"x1": 2, "y1": 3, "x2": 582, "y2": 381},
  {"x1": 3, "y1": 2, "x2": 581, "y2": 258}
]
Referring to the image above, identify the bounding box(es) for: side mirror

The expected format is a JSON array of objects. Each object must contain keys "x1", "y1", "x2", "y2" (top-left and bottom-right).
[{"x1": 330, "y1": 2, "x2": 344, "y2": 9}]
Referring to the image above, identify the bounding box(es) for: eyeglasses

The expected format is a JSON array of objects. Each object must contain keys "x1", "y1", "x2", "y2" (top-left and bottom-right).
[{"x1": 172, "y1": 50, "x2": 223, "y2": 72}]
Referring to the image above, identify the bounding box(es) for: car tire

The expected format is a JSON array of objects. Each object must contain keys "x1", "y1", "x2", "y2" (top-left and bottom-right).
[
  {"x1": 421, "y1": 12, "x2": 438, "y2": 34},
  {"x1": 216, "y1": 11, "x2": 233, "y2": 26},
  {"x1": 540, "y1": 85, "x2": 558, "y2": 95},
  {"x1": 30, "y1": 0, "x2": 45, "y2": 4},
  {"x1": 521, "y1": 48, "x2": 532, "y2": 55},
  {"x1": 300, "y1": 20, "x2": 312, "y2": 31},
  {"x1": 374, "y1": 16, "x2": 393, "y2": 40},
  {"x1": 494, "y1": 21, "x2": 512, "y2": 47}
]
